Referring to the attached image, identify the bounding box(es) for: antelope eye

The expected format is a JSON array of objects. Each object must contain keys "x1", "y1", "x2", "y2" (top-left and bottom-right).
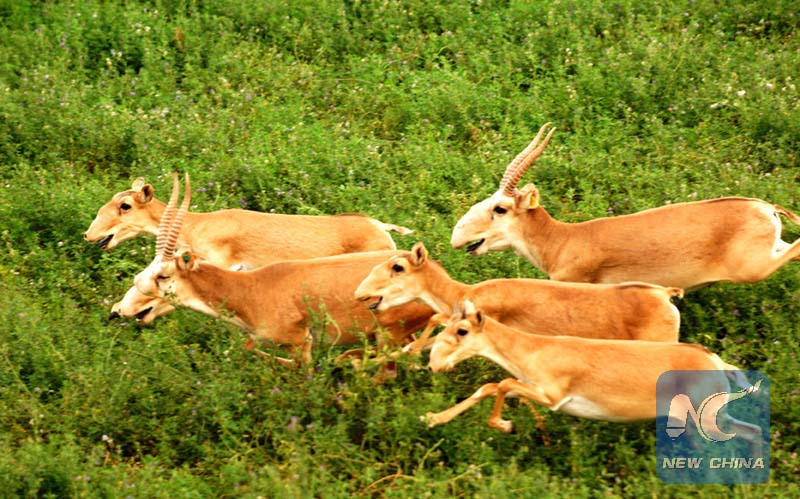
[
  {"x1": 391, "y1": 264, "x2": 404, "y2": 273},
  {"x1": 156, "y1": 275, "x2": 169, "y2": 281},
  {"x1": 120, "y1": 203, "x2": 132, "y2": 211},
  {"x1": 493, "y1": 205, "x2": 507, "y2": 215},
  {"x1": 456, "y1": 328, "x2": 469, "y2": 337}
]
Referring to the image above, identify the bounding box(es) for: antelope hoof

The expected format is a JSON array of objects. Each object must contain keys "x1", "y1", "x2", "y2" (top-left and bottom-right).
[
  {"x1": 422, "y1": 412, "x2": 443, "y2": 428},
  {"x1": 491, "y1": 419, "x2": 515, "y2": 434}
]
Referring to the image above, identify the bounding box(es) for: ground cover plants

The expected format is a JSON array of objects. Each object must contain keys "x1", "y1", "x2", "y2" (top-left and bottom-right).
[{"x1": 0, "y1": 0, "x2": 798, "y2": 496}]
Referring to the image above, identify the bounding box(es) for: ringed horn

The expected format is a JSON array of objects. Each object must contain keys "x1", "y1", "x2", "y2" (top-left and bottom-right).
[
  {"x1": 156, "y1": 172, "x2": 191, "y2": 258},
  {"x1": 499, "y1": 123, "x2": 556, "y2": 196}
]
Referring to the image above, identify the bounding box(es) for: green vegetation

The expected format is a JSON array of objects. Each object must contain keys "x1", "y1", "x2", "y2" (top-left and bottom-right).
[{"x1": 1, "y1": 0, "x2": 798, "y2": 496}]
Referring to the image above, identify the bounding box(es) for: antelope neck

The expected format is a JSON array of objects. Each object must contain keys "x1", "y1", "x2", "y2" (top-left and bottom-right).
[
  {"x1": 419, "y1": 261, "x2": 470, "y2": 314},
  {"x1": 186, "y1": 264, "x2": 254, "y2": 318},
  {"x1": 478, "y1": 319, "x2": 551, "y2": 382},
  {"x1": 516, "y1": 207, "x2": 567, "y2": 275}
]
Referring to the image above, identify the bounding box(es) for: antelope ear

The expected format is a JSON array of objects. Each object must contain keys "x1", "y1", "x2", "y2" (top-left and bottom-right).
[
  {"x1": 475, "y1": 310, "x2": 485, "y2": 328},
  {"x1": 515, "y1": 183, "x2": 540, "y2": 210},
  {"x1": 176, "y1": 251, "x2": 198, "y2": 271},
  {"x1": 133, "y1": 184, "x2": 154, "y2": 204},
  {"x1": 131, "y1": 177, "x2": 145, "y2": 191},
  {"x1": 410, "y1": 242, "x2": 428, "y2": 267}
]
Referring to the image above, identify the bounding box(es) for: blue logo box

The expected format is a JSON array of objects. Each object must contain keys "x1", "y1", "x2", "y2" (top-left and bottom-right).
[{"x1": 656, "y1": 370, "x2": 769, "y2": 484}]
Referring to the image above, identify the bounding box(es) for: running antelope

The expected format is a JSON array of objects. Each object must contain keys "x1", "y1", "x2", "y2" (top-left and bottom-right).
[
  {"x1": 116, "y1": 174, "x2": 433, "y2": 365},
  {"x1": 94, "y1": 172, "x2": 412, "y2": 320},
  {"x1": 451, "y1": 123, "x2": 800, "y2": 290},
  {"x1": 355, "y1": 242, "x2": 682, "y2": 351},
  {"x1": 424, "y1": 300, "x2": 763, "y2": 458},
  {"x1": 85, "y1": 173, "x2": 412, "y2": 268}
]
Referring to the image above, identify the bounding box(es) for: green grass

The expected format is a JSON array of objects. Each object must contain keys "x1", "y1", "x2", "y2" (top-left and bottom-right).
[{"x1": 1, "y1": 0, "x2": 799, "y2": 496}]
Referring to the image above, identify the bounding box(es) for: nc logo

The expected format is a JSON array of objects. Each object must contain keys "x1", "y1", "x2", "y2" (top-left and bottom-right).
[{"x1": 665, "y1": 380, "x2": 763, "y2": 442}]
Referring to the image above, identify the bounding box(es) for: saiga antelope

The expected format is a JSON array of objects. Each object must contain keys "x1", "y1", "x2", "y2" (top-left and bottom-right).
[
  {"x1": 92, "y1": 172, "x2": 412, "y2": 320},
  {"x1": 85, "y1": 173, "x2": 413, "y2": 268},
  {"x1": 451, "y1": 123, "x2": 800, "y2": 290},
  {"x1": 424, "y1": 300, "x2": 763, "y2": 459},
  {"x1": 355, "y1": 242, "x2": 682, "y2": 351},
  {"x1": 117, "y1": 174, "x2": 433, "y2": 365}
]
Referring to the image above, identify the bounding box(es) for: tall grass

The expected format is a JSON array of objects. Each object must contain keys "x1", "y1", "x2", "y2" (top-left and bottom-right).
[{"x1": 0, "y1": 0, "x2": 798, "y2": 496}]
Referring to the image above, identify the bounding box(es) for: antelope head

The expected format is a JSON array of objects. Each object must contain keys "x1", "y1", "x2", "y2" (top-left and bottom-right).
[
  {"x1": 84, "y1": 177, "x2": 159, "y2": 249},
  {"x1": 117, "y1": 173, "x2": 215, "y2": 317},
  {"x1": 428, "y1": 300, "x2": 487, "y2": 373},
  {"x1": 355, "y1": 242, "x2": 430, "y2": 312},
  {"x1": 451, "y1": 123, "x2": 555, "y2": 255},
  {"x1": 110, "y1": 189, "x2": 190, "y2": 323},
  {"x1": 110, "y1": 285, "x2": 176, "y2": 324}
]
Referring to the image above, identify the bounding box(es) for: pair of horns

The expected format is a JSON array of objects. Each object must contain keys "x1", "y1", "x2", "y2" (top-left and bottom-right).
[
  {"x1": 156, "y1": 172, "x2": 191, "y2": 257},
  {"x1": 499, "y1": 123, "x2": 556, "y2": 196}
]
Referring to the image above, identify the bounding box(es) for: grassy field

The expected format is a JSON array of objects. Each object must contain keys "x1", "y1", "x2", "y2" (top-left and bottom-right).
[{"x1": 1, "y1": 0, "x2": 799, "y2": 496}]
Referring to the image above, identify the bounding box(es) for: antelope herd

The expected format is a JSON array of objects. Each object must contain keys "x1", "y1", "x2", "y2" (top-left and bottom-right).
[{"x1": 87, "y1": 123, "x2": 787, "y2": 447}]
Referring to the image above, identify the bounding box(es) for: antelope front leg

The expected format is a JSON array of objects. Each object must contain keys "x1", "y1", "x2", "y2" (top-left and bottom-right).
[
  {"x1": 251, "y1": 348, "x2": 296, "y2": 368},
  {"x1": 424, "y1": 382, "x2": 500, "y2": 428},
  {"x1": 244, "y1": 336, "x2": 296, "y2": 367},
  {"x1": 488, "y1": 378, "x2": 555, "y2": 434},
  {"x1": 403, "y1": 313, "x2": 448, "y2": 355},
  {"x1": 295, "y1": 329, "x2": 313, "y2": 365},
  {"x1": 424, "y1": 379, "x2": 556, "y2": 433},
  {"x1": 263, "y1": 328, "x2": 313, "y2": 367}
]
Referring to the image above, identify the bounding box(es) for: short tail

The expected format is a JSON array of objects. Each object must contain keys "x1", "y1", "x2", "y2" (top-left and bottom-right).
[
  {"x1": 723, "y1": 365, "x2": 753, "y2": 390},
  {"x1": 668, "y1": 287, "x2": 684, "y2": 300},
  {"x1": 775, "y1": 204, "x2": 800, "y2": 226},
  {"x1": 378, "y1": 222, "x2": 414, "y2": 235}
]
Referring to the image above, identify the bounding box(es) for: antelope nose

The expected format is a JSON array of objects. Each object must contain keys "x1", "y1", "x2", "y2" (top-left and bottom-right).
[{"x1": 83, "y1": 232, "x2": 89, "y2": 241}]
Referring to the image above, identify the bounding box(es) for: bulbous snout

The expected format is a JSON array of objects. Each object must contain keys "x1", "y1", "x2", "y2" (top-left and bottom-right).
[{"x1": 450, "y1": 223, "x2": 468, "y2": 249}]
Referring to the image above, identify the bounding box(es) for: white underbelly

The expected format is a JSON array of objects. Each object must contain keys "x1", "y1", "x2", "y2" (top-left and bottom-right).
[{"x1": 552, "y1": 395, "x2": 630, "y2": 422}]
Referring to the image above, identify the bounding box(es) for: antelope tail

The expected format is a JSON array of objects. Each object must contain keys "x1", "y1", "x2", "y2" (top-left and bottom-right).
[{"x1": 379, "y1": 222, "x2": 414, "y2": 236}]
